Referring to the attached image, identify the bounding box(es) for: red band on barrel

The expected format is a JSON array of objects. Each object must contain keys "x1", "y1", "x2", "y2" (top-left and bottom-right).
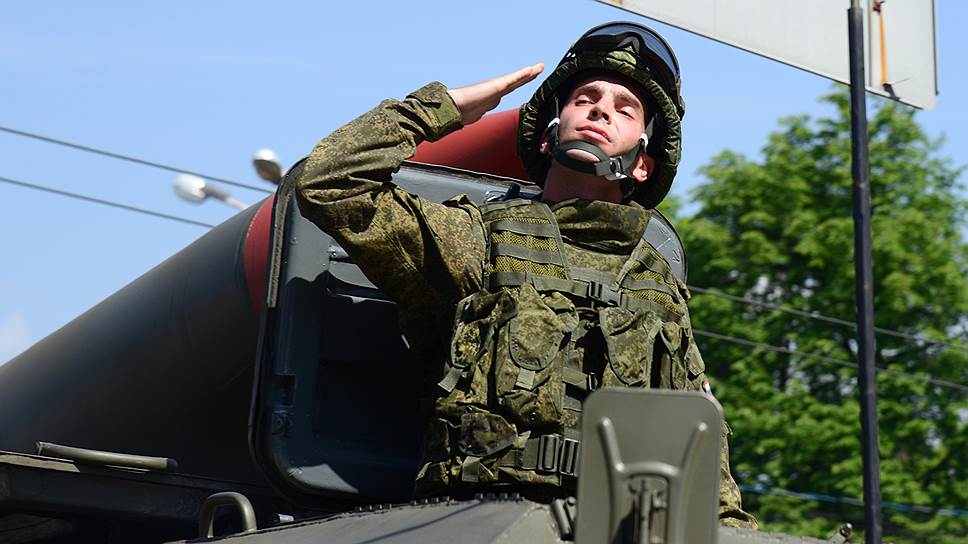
[
  {"x1": 413, "y1": 109, "x2": 528, "y2": 180},
  {"x1": 243, "y1": 196, "x2": 274, "y2": 317}
]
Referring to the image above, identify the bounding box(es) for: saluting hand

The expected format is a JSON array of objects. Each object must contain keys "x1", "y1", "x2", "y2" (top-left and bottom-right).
[{"x1": 448, "y1": 63, "x2": 544, "y2": 125}]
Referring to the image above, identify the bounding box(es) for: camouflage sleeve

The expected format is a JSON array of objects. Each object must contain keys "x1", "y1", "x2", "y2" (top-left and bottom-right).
[
  {"x1": 694, "y1": 352, "x2": 759, "y2": 529},
  {"x1": 294, "y1": 82, "x2": 486, "y2": 357},
  {"x1": 678, "y1": 283, "x2": 757, "y2": 529},
  {"x1": 717, "y1": 422, "x2": 759, "y2": 529}
]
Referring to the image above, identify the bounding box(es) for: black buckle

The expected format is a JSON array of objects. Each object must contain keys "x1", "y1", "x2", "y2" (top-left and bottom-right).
[
  {"x1": 538, "y1": 434, "x2": 562, "y2": 473},
  {"x1": 586, "y1": 372, "x2": 601, "y2": 392},
  {"x1": 601, "y1": 287, "x2": 623, "y2": 306},
  {"x1": 560, "y1": 438, "x2": 581, "y2": 476},
  {"x1": 587, "y1": 281, "x2": 604, "y2": 301},
  {"x1": 536, "y1": 434, "x2": 581, "y2": 476},
  {"x1": 586, "y1": 281, "x2": 623, "y2": 307}
]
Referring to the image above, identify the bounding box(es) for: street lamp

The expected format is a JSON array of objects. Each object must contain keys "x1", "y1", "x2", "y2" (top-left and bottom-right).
[
  {"x1": 173, "y1": 174, "x2": 247, "y2": 210},
  {"x1": 252, "y1": 148, "x2": 283, "y2": 184}
]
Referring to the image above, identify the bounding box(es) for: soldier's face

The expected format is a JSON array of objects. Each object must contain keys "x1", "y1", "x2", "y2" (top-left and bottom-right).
[{"x1": 551, "y1": 75, "x2": 649, "y2": 160}]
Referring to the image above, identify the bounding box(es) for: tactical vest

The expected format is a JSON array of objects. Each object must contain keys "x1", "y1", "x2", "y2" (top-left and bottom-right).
[{"x1": 415, "y1": 199, "x2": 707, "y2": 494}]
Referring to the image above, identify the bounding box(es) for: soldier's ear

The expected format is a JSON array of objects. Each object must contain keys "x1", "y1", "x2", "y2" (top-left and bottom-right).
[
  {"x1": 538, "y1": 132, "x2": 551, "y2": 156},
  {"x1": 631, "y1": 152, "x2": 655, "y2": 183}
]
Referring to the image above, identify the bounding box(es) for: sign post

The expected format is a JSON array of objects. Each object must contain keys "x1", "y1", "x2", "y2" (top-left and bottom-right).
[
  {"x1": 595, "y1": 1, "x2": 940, "y2": 541},
  {"x1": 847, "y1": 2, "x2": 882, "y2": 541}
]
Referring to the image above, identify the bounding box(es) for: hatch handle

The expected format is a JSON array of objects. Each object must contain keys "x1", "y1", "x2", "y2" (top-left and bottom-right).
[{"x1": 198, "y1": 492, "x2": 258, "y2": 538}]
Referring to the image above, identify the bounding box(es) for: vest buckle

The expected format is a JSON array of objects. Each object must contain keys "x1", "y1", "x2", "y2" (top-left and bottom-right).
[
  {"x1": 535, "y1": 434, "x2": 582, "y2": 476},
  {"x1": 587, "y1": 281, "x2": 604, "y2": 301},
  {"x1": 538, "y1": 434, "x2": 562, "y2": 473},
  {"x1": 586, "y1": 372, "x2": 601, "y2": 392},
  {"x1": 560, "y1": 438, "x2": 581, "y2": 477},
  {"x1": 586, "y1": 280, "x2": 624, "y2": 307}
]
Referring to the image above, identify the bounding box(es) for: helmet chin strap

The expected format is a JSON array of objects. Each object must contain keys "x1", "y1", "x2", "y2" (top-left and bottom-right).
[{"x1": 544, "y1": 117, "x2": 649, "y2": 200}]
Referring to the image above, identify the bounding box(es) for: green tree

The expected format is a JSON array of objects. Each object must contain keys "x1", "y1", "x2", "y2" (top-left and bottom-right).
[{"x1": 681, "y1": 90, "x2": 968, "y2": 542}]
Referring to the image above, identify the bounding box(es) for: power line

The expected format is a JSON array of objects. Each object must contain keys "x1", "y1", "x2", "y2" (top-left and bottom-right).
[
  {"x1": 6, "y1": 116, "x2": 959, "y2": 351},
  {"x1": 739, "y1": 484, "x2": 968, "y2": 519},
  {"x1": 689, "y1": 286, "x2": 968, "y2": 354},
  {"x1": 0, "y1": 125, "x2": 273, "y2": 195},
  {"x1": 693, "y1": 329, "x2": 968, "y2": 394},
  {"x1": 0, "y1": 175, "x2": 215, "y2": 229},
  {"x1": 19, "y1": 172, "x2": 958, "y2": 384},
  {"x1": 2, "y1": 117, "x2": 959, "y2": 355}
]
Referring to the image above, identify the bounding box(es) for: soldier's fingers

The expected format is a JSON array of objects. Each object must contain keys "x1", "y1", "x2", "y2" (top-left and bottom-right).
[{"x1": 496, "y1": 63, "x2": 544, "y2": 94}]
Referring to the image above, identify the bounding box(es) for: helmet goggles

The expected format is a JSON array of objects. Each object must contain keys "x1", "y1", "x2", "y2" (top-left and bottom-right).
[{"x1": 563, "y1": 22, "x2": 683, "y2": 116}]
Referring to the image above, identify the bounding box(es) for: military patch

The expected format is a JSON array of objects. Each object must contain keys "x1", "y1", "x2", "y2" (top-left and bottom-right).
[{"x1": 702, "y1": 378, "x2": 716, "y2": 401}]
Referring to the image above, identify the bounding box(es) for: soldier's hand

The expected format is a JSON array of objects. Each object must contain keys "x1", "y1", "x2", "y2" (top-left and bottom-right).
[{"x1": 448, "y1": 64, "x2": 544, "y2": 125}]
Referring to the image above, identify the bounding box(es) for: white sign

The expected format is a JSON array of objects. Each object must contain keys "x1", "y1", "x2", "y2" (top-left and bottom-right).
[{"x1": 596, "y1": 0, "x2": 937, "y2": 110}]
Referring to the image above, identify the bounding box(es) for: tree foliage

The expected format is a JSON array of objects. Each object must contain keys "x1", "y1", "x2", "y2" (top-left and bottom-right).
[{"x1": 681, "y1": 90, "x2": 968, "y2": 542}]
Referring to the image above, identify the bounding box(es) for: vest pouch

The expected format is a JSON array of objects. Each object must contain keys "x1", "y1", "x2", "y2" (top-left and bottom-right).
[
  {"x1": 455, "y1": 411, "x2": 521, "y2": 484},
  {"x1": 684, "y1": 338, "x2": 706, "y2": 391},
  {"x1": 458, "y1": 412, "x2": 518, "y2": 457},
  {"x1": 600, "y1": 306, "x2": 663, "y2": 386},
  {"x1": 497, "y1": 284, "x2": 573, "y2": 427},
  {"x1": 442, "y1": 290, "x2": 515, "y2": 407},
  {"x1": 508, "y1": 285, "x2": 570, "y2": 371},
  {"x1": 414, "y1": 417, "x2": 459, "y2": 491},
  {"x1": 658, "y1": 321, "x2": 691, "y2": 389},
  {"x1": 451, "y1": 290, "x2": 512, "y2": 368}
]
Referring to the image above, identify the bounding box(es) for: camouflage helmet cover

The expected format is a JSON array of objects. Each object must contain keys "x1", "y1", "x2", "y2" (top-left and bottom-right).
[{"x1": 517, "y1": 22, "x2": 684, "y2": 209}]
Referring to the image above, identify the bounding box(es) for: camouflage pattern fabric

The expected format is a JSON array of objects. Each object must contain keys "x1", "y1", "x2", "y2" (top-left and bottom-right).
[{"x1": 294, "y1": 82, "x2": 756, "y2": 529}]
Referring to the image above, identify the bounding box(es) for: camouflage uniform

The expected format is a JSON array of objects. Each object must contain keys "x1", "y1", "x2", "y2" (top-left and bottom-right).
[{"x1": 295, "y1": 82, "x2": 756, "y2": 529}]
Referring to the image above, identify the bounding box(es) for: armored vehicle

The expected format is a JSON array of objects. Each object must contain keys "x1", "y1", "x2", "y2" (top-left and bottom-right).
[{"x1": 0, "y1": 112, "x2": 847, "y2": 544}]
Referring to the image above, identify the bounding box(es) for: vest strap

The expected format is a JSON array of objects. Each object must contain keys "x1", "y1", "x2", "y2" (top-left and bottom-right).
[
  {"x1": 490, "y1": 272, "x2": 581, "y2": 295},
  {"x1": 621, "y1": 277, "x2": 677, "y2": 295},
  {"x1": 488, "y1": 219, "x2": 558, "y2": 237},
  {"x1": 461, "y1": 455, "x2": 482, "y2": 483},
  {"x1": 569, "y1": 266, "x2": 618, "y2": 286},
  {"x1": 480, "y1": 199, "x2": 533, "y2": 213},
  {"x1": 515, "y1": 368, "x2": 536, "y2": 390},
  {"x1": 628, "y1": 244, "x2": 678, "y2": 287},
  {"x1": 490, "y1": 270, "x2": 677, "y2": 317},
  {"x1": 499, "y1": 433, "x2": 581, "y2": 477},
  {"x1": 437, "y1": 365, "x2": 462, "y2": 393},
  {"x1": 563, "y1": 365, "x2": 601, "y2": 393},
  {"x1": 491, "y1": 243, "x2": 567, "y2": 266}
]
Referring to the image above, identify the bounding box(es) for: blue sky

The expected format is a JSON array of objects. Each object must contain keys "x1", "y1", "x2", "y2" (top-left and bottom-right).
[{"x1": 2, "y1": 1, "x2": 965, "y2": 362}]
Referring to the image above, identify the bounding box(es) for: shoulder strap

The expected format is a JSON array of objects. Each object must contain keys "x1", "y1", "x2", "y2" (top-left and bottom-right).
[
  {"x1": 482, "y1": 199, "x2": 571, "y2": 286},
  {"x1": 613, "y1": 228, "x2": 687, "y2": 322}
]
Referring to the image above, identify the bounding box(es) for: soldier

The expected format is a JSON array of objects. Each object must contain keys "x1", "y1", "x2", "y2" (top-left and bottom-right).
[{"x1": 295, "y1": 22, "x2": 756, "y2": 528}]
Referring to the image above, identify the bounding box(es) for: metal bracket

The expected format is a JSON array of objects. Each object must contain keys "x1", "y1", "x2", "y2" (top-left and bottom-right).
[
  {"x1": 826, "y1": 522, "x2": 853, "y2": 543},
  {"x1": 599, "y1": 416, "x2": 708, "y2": 544},
  {"x1": 551, "y1": 496, "x2": 578, "y2": 540}
]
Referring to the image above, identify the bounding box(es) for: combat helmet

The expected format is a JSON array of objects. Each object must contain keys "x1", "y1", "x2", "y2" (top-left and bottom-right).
[{"x1": 518, "y1": 21, "x2": 685, "y2": 209}]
